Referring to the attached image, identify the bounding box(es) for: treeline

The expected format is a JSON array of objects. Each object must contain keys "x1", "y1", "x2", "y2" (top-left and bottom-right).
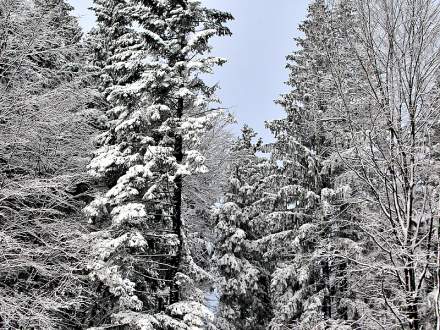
[
  {"x1": 1, "y1": 0, "x2": 232, "y2": 329},
  {"x1": 215, "y1": 0, "x2": 440, "y2": 329},
  {"x1": 0, "y1": 0, "x2": 440, "y2": 330}
]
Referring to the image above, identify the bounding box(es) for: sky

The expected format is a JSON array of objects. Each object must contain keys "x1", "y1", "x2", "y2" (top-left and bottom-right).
[{"x1": 68, "y1": 0, "x2": 310, "y2": 141}]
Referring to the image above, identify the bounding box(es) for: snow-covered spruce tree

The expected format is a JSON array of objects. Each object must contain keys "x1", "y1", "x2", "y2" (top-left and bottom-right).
[
  {"x1": 262, "y1": 1, "x2": 364, "y2": 328},
  {"x1": 89, "y1": 0, "x2": 132, "y2": 94},
  {"x1": 0, "y1": 0, "x2": 96, "y2": 328},
  {"x1": 85, "y1": 0, "x2": 232, "y2": 328},
  {"x1": 214, "y1": 126, "x2": 273, "y2": 330}
]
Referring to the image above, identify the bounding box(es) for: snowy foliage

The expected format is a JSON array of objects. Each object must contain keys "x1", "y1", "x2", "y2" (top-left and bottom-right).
[
  {"x1": 85, "y1": 0, "x2": 232, "y2": 327},
  {"x1": 3, "y1": 0, "x2": 440, "y2": 328},
  {"x1": 214, "y1": 126, "x2": 273, "y2": 330},
  {"x1": 0, "y1": 0, "x2": 97, "y2": 328}
]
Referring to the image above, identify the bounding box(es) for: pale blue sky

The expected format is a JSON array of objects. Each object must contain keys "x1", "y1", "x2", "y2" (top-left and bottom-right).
[{"x1": 68, "y1": 0, "x2": 310, "y2": 140}]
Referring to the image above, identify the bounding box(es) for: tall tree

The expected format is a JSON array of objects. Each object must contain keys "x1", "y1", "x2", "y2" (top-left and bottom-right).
[
  {"x1": 85, "y1": 0, "x2": 232, "y2": 328},
  {"x1": 265, "y1": 1, "x2": 334, "y2": 328},
  {"x1": 264, "y1": 1, "x2": 365, "y2": 328},
  {"x1": 325, "y1": 0, "x2": 440, "y2": 328}
]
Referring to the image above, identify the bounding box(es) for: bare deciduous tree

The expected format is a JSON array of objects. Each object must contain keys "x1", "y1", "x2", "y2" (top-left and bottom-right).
[
  {"x1": 0, "y1": 0, "x2": 97, "y2": 328},
  {"x1": 326, "y1": 0, "x2": 440, "y2": 328}
]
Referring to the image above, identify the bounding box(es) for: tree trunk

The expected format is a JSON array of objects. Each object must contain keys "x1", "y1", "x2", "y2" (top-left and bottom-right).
[
  {"x1": 170, "y1": 96, "x2": 184, "y2": 305},
  {"x1": 322, "y1": 258, "x2": 332, "y2": 322},
  {"x1": 405, "y1": 257, "x2": 419, "y2": 330},
  {"x1": 436, "y1": 217, "x2": 440, "y2": 330}
]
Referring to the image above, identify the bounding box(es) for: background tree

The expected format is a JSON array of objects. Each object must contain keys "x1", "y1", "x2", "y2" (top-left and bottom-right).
[
  {"x1": 184, "y1": 115, "x2": 234, "y2": 277},
  {"x1": 214, "y1": 126, "x2": 273, "y2": 330},
  {"x1": 0, "y1": 0, "x2": 97, "y2": 328}
]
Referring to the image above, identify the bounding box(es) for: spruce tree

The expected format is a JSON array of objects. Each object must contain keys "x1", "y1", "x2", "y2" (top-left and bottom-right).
[
  {"x1": 264, "y1": 1, "x2": 362, "y2": 328},
  {"x1": 214, "y1": 126, "x2": 273, "y2": 330},
  {"x1": 85, "y1": 0, "x2": 232, "y2": 328}
]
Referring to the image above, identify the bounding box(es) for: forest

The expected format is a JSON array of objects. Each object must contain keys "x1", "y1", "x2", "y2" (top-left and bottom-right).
[{"x1": 1, "y1": 0, "x2": 440, "y2": 329}]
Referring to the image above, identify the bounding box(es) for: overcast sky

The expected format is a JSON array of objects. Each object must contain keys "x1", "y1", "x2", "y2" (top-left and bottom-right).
[{"x1": 68, "y1": 0, "x2": 310, "y2": 140}]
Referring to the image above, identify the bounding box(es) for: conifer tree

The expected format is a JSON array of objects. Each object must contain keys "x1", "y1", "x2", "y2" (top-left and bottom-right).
[
  {"x1": 273, "y1": 0, "x2": 440, "y2": 328},
  {"x1": 264, "y1": 1, "x2": 362, "y2": 328},
  {"x1": 85, "y1": 0, "x2": 232, "y2": 328},
  {"x1": 214, "y1": 126, "x2": 273, "y2": 330}
]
